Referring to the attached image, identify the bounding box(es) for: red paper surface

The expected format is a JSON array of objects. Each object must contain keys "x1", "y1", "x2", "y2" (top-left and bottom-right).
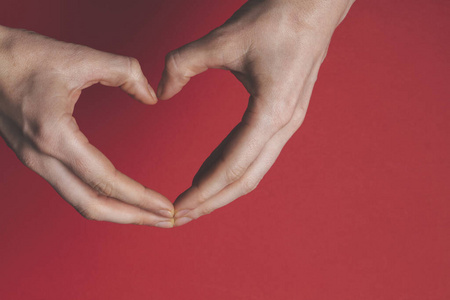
[{"x1": 0, "y1": 0, "x2": 449, "y2": 299}]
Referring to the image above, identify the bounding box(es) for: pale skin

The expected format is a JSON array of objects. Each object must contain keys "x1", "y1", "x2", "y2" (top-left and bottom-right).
[
  {"x1": 160, "y1": 0, "x2": 356, "y2": 226},
  {"x1": 0, "y1": 0, "x2": 355, "y2": 228},
  {"x1": 0, "y1": 26, "x2": 175, "y2": 228}
]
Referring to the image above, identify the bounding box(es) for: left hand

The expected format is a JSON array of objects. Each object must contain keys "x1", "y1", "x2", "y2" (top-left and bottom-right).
[{"x1": 0, "y1": 26, "x2": 174, "y2": 227}]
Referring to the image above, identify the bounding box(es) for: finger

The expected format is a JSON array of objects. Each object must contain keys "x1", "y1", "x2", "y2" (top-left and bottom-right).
[
  {"x1": 157, "y1": 31, "x2": 240, "y2": 100},
  {"x1": 78, "y1": 48, "x2": 157, "y2": 104},
  {"x1": 1, "y1": 119, "x2": 173, "y2": 227},
  {"x1": 175, "y1": 100, "x2": 309, "y2": 226},
  {"x1": 33, "y1": 147, "x2": 173, "y2": 227},
  {"x1": 48, "y1": 161, "x2": 173, "y2": 227},
  {"x1": 174, "y1": 72, "x2": 318, "y2": 224},
  {"x1": 36, "y1": 114, "x2": 174, "y2": 218},
  {"x1": 172, "y1": 94, "x2": 299, "y2": 217}
]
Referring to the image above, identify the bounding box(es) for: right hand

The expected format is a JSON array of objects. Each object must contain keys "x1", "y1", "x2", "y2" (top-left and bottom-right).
[
  {"x1": 0, "y1": 26, "x2": 174, "y2": 228},
  {"x1": 157, "y1": 0, "x2": 355, "y2": 226}
]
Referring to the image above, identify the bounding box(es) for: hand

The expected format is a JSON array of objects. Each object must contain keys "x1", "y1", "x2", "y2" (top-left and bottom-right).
[
  {"x1": 157, "y1": 0, "x2": 355, "y2": 226},
  {"x1": 0, "y1": 26, "x2": 174, "y2": 227}
]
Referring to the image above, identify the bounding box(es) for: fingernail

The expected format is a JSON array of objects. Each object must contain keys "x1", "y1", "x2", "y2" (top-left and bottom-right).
[
  {"x1": 158, "y1": 210, "x2": 174, "y2": 218},
  {"x1": 148, "y1": 84, "x2": 157, "y2": 101},
  {"x1": 175, "y1": 209, "x2": 190, "y2": 218},
  {"x1": 175, "y1": 217, "x2": 193, "y2": 227},
  {"x1": 155, "y1": 221, "x2": 174, "y2": 229}
]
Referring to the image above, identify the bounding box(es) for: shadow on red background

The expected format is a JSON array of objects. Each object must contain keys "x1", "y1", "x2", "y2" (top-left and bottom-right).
[{"x1": 0, "y1": 0, "x2": 449, "y2": 299}]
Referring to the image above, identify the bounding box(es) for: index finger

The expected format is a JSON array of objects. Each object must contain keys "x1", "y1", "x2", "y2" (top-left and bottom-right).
[
  {"x1": 40, "y1": 115, "x2": 174, "y2": 218},
  {"x1": 173, "y1": 95, "x2": 297, "y2": 215}
]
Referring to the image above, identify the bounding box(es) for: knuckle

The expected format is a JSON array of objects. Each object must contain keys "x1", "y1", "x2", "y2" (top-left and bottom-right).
[
  {"x1": 225, "y1": 164, "x2": 246, "y2": 183},
  {"x1": 200, "y1": 206, "x2": 214, "y2": 216},
  {"x1": 290, "y1": 107, "x2": 307, "y2": 130},
  {"x1": 78, "y1": 204, "x2": 101, "y2": 221},
  {"x1": 27, "y1": 114, "x2": 77, "y2": 155},
  {"x1": 134, "y1": 185, "x2": 151, "y2": 209},
  {"x1": 165, "y1": 50, "x2": 182, "y2": 76},
  {"x1": 165, "y1": 49, "x2": 194, "y2": 80},
  {"x1": 27, "y1": 120, "x2": 59, "y2": 154},
  {"x1": 270, "y1": 100, "x2": 297, "y2": 129},
  {"x1": 241, "y1": 177, "x2": 260, "y2": 194},
  {"x1": 271, "y1": 113, "x2": 291, "y2": 129},
  {"x1": 133, "y1": 212, "x2": 146, "y2": 226},
  {"x1": 193, "y1": 185, "x2": 208, "y2": 204},
  {"x1": 253, "y1": 96, "x2": 297, "y2": 131},
  {"x1": 92, "y1": 179, "x2": 115, "y2": 198},
  {"x1": 126, "y1": 56, "x2": 143, "y2": 81},
  {"x1": 71, "y1": 155, "x2": 90, "y2": 176},
  {"x1": 17, "y1": 145, "x2": 36, "y2": 169}
]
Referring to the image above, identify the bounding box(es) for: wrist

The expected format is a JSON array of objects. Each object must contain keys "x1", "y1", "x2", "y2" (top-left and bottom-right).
[{"x1": 266, "y1": 0, "x2": 355, "y2": 32}]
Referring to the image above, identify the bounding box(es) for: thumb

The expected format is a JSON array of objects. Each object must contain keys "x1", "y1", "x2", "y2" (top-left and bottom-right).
[
  {"x1": 157, "y1": 34, "x2": 232, "y2": 100},
  {"x1": 83, "y1": 50, "x2": 158, "y2": 105}
]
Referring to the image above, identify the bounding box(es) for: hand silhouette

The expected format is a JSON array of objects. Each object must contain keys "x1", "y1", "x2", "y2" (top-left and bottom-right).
[
  {"x1": 157, "y1": 0, "x2": 355, "y2": 226},
  {"x1": 0, "y1": 26, "x2": 174, "y2": 227}
]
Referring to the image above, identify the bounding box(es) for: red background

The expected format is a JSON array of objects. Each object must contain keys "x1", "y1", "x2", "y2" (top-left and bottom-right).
[{"x1": 1, "y1": 0, "x2": 449, "y2": 299}]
